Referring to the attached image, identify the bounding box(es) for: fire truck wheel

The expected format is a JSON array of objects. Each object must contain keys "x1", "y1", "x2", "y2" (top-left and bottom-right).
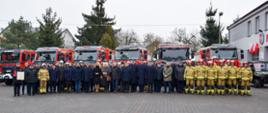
[{"x1": 5, "y1": 80, "x2": 12, "y2": 86}]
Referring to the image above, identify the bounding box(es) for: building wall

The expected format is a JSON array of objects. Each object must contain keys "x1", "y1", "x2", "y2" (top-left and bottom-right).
[
  {"x1": 228, "y1": 2, "x2": 268, "y2": 62},
  {"x1": 229, "y1": 6, "x2": 268, "y2": 42},
  {"x1": 62, "y1": 30, "x2": 75, "y2": 49}
]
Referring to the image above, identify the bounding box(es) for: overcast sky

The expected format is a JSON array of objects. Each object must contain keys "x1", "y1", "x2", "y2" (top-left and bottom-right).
[{"x1": 0, "y1": 0, "x2": 267, "y2": 41}]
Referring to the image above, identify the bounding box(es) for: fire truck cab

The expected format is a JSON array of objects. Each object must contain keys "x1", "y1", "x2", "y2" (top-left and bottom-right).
[
  {"x1": 35, "y1": 47, "x2": 74, "y2": 64},
  {"x1": 114, "y1": 44, "x2": 148, "y2": 64},
  {"x1": 0, "y1": 49, "x2": 35, "y2": 85},
  {"x1": 197, "y1": 44, "x2": 240, "y2": 66},
  {"x1": 74, "y1": 46, "x2": 112, "y2": 64},
  {"x1": 154, "y1": 44, "x2": 192, "y2": 64}
]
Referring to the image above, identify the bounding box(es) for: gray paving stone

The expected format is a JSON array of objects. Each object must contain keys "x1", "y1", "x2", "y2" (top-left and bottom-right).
[{"x1": 0, "y1": 84, "x2": 267, "y2": 113}]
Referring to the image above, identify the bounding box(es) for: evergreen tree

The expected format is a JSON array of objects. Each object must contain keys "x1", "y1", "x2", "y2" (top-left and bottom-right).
[
  {"x1": 1, "y1": 17, "x2": 39, "y2": 49},
  {"x1": 99, "y1": 32, "x2": 113, "y2": 48},
  {"x1": 200, "y1": 4, "x2": 223, "y2": 47},
  {"x1": 37, "y1": 7, "x2": 63, "y2": 47},
  {"x1": 76, "y1": 0, "x2": 117, "y2": 47}
]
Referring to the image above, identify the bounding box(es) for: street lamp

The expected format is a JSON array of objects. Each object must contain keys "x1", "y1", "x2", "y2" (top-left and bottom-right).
[{"x1": 219, "y1": 12, "x2": 223, "y2": 44}]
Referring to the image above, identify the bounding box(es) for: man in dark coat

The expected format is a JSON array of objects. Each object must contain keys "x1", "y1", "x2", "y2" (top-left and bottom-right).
[
  {"x1": 13, "y1": 68, "x2": 23, "y2": 97},
  {"x1": 63, "y1": 64, "x2": 72, "y2": 92},
  {"x1": 154, "y1": 64, "x2": 163, "y2": 93},
  {"x1": 93, "y1": 64, "x2": 103, "y2": 93},
  {"x1": 171, "y1": 64, "x2": 177, "y2": 92},
  {"x1": 57, "y1": 64, "x2": 65, "y2": 93},
  {"x1": 111, "y1": 63, "x2": 120, "y2": 92},
  {"x1": 121, "y1": 63, "x2": 130, "y2": 92},
  {"x1": 48, "y1": 64, "x2": 58, "y2": 93},
  {"x1": 25, "y1": 65, "x2": 38, "y2": 96},
  {"x1": 130, "y1": 63, "x2": 138, "y2": 92},
  {"x1": 147, "y1": 63, "x2": 155, "y2": 93},
  {"x1": 174, "y1": 63, "x2": 185, "y2": 93},
  {"x1": 73, "y1": 64, "x2": 82, "y2": 93},
  {"x1": 83, "y1": 64, "x2": 93, "y2": 93},
  {"x1": 137, "y1": 63, "x2": 146, "y2": 92}
]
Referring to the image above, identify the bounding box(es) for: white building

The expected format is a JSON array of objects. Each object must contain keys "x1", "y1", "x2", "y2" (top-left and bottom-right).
[
  {"x1": 61, "y1": 29, "x2": 79, "y2": 49},
  {"x1": 227, "y1": 1, "x2": 268, "y2": 62}
]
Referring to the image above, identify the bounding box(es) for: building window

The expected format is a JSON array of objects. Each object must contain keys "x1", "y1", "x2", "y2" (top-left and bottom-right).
[
  {"x1": 247, "y1": 21, "x2": 252, "y2": 36},
  {"x1": 255, "y1": 16, "x2": 260, "y2": 34},
  {"x1": 252, "y1": 54, "x2": 259, "y2": 61},
  {"x1": 265, "y1": 12, "x2": 268, "y2": 31}
]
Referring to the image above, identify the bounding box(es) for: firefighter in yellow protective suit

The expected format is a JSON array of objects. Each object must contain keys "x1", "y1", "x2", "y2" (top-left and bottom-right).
[
  {"x1": 38, "y1": 64, "x2": 50, "y2": 94},
  {"x1": 206, "y1": 61, "x2": 218, "y2": 95},
  {"x1": 184, "y1": 61, "x2": 195, "y2": 94},
  {"x1": 239, "y1": 63, "x2": 253, "y2": 96},
  {"x1": 217, "y1": 61, "x2": 228, "y2": 95},
  {"x1": 227, "y1": 61, "x2": 239, "y2": 94},
  {"x1": 194, "y1": 61, "x2": 207, "y2": 95}
]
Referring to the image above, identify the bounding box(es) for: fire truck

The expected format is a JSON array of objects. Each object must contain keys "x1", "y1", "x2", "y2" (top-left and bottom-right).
[
  {"x1": 0, "y1": 49, "x2": 35, "y2": 85},
  {"x1": 197, "y1": 44, "x2": 240, "y2": 66},
  {"x1": 74, "y1": 46, "x2": 113, "y2": 64},
  {"x1": 154, "y1": 44, "x2": 192, "y2": 64},
  {"x1": 35, "y1": 47, "x2": 74, "y2": 64},
  {"x1": 114, "y1": 44, "x2": 148, "y2": 64}
]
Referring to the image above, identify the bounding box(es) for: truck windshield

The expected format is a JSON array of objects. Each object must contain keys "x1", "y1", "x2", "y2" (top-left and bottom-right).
[
  {"x1": 36, "y1": 52, "x2": 57, "y2": 62},
  {"x1": 115, "y1": 49, "x2": 140, "y2": 60},
  {"x1": 160, "y1": 48, "x2": 189, "y2": 61},
  {"x1": 75, "y1": 51, "x2": 97, "y2": 61},
  {"x1": 0, "y1": 52, "x2": 20, "y2": 63},
  {"x1": 211, "y1": 49, "x2": 237, "y2": 59}
]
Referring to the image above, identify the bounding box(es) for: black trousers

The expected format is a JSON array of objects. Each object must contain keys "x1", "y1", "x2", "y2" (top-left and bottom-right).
[
  {"x1": 139, "y1": 84, "x2": 144, "y2": 92},
  {"x1": 176, "y1": 80, "x2": 185, "y2": 93},
  {"x1": 131, "y1": 83, "x2": 138, "y2": 92},
  {"x1": 27, "y1": 83, "x2": 37, "y2": 96},
  {"x1": 49, "y1": 81, "x2": 57, "y2": 93},
  {"x1": 122, "y1": 81, "x2": 129, "y2": 92},
  {"x1": 83, "y1": 81, "x2": 93, "y2": 93},
  {"x1": 105, "y1": 81, "x2": 111, "y2": 92},
  {"x1": 154, "y1": 80, "x2": 162, "y2": 92},
  {"x1": 58, "y1": 81, "x2": 64, "y2": 93},
  {"x1": 21, "y1": 81, "x2": 26, "y2": 95},
  {"x1": 14, "y1": 83, "x2": 21, "y2": 96}
]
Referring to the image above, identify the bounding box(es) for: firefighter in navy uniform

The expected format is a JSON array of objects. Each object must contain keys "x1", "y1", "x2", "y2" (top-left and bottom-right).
[
  {"x1": 239, "y1": 62, "x2": 253, "y2": 96},
  {"x1": 184, "y1": 61, "x2": 195, "y2": 94}
]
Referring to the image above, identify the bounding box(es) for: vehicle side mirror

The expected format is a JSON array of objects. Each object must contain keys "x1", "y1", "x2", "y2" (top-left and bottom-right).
[
  {"x1": 191, "y1": 52, "x2": 194, "y2": 59},
  {"x1": 109, "y1": 52, "x2": 112, "y2": 59},
  {"x1": 144, "y1": 51, "x2": 148, "y2": 60},
  {"x1": 240, "y1": 50, "x2": 244, "y2": 59}
]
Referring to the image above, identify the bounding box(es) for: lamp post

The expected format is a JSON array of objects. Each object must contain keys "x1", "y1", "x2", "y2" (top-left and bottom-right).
[{"x1": 219, "y1": 12, "x2": 223, "y2": 44}]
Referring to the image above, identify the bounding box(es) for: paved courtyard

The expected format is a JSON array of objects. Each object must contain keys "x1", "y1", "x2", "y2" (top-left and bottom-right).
[{"x1": 0, "y1": 84, "x2": 268, "y2": 113}]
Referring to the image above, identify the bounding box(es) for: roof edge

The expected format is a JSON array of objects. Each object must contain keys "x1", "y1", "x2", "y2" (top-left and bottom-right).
[{"x1": 227, "y1": 1, "x2": 268, "y2": 30}]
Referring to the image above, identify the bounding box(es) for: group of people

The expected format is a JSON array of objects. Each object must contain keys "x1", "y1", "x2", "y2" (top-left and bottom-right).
[
  {"x1": 184, "y1": 60, "x2": 253, "y2": 96},
  {"x1": 12, "y1": 60, "x2": 253, "y2": 97}
]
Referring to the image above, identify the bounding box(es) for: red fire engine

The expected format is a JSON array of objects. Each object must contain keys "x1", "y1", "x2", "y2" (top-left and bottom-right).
[
  {"x1": 197, "y1": 44, "x2": 240, "y2": 66},
  {"x1": 0, "y1": 49, "x2": 35, "y2": 85},
  {"x1": 114, "y1": 45, "x2": 148, "y2": 64},
  {"x1": 154, "y1": 44, "x2": 192, "y2": 64},
  {"x1": 35, "y1": 47, "x2": 74, "y2": 64},
  {"x1": 74, "y1": 46, "x2": 113, "y2": 64}
]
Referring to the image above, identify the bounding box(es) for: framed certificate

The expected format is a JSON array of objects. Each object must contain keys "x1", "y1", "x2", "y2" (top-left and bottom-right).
[{"x1": 17, "y1": 71, "x2": 25, "y2": 80}]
